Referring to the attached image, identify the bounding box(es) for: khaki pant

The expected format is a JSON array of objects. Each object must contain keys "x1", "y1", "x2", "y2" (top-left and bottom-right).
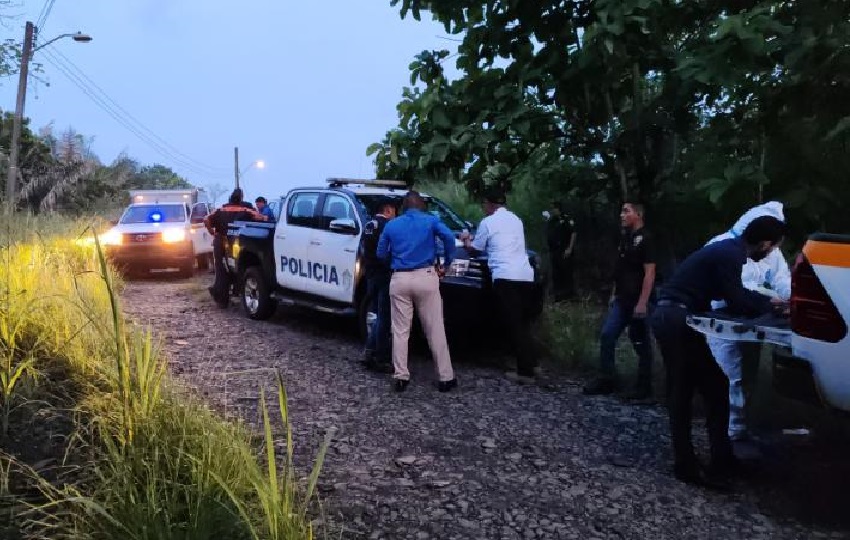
[{"x1": 390, "y1": 267, "x2": 454, "y2": 382}]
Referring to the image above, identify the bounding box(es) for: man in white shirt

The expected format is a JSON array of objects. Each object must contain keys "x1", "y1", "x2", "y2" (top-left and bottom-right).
[{"x1": 461, "y1": 187, "x2": 538, "y2": 384}]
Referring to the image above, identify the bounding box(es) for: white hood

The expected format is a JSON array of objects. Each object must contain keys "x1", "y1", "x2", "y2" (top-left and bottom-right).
[{"x1": 729, "y1": 201, "x2": 785, "y2": 237}]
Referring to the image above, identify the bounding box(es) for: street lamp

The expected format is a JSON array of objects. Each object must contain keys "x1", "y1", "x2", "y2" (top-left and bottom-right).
[
  {"x1": 233, "y1": 146, "x2": 265, "y2": 190},
  {"x1": 5, "y1": 22, "x2": 92, "y2": 214}
]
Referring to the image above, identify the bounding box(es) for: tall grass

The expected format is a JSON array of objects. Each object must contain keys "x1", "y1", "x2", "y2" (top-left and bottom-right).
[{"x1": 0, "y1": 215, "x2": 331, "y2": 539}]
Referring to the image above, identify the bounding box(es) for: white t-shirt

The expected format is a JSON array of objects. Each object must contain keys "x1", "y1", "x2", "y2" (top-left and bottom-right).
[{"x1": 471, "y1": 207, "x2": 534, "y2": 282}]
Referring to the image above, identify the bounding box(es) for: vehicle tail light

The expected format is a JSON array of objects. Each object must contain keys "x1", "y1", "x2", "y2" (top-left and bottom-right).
[{"x1": 790, "y1": 253, "x2": 847, "y2": 343}]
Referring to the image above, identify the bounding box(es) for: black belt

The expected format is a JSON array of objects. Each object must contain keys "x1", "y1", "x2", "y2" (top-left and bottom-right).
[
  {"x1": 392, "y1": 265, "x2": 432, "y2": 273},
  {"x1": 657, "y1": 299, "x2": 689, "y2": 310}
]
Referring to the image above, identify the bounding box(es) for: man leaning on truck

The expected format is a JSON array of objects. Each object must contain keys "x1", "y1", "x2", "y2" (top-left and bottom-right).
[
  {"x1": 377, "y1": 190, "x2": 457, "y2": 393},
  {"x1": 204, "y1": 189, "x2": 265, "y2": 308}
]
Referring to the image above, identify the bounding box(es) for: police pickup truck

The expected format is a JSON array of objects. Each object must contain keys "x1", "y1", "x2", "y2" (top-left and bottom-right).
[
  {"x1": 224, "y1": 178, "x2": 546, "y2": 338},
  {"x1": 687, "y1": 233, "x2": 850, "y2": 414}
]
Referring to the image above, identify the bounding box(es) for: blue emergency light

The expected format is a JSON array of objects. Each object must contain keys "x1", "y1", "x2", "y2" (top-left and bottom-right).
[{"x1": 148, "y1": 211, "x2": 163, "y2": 223}]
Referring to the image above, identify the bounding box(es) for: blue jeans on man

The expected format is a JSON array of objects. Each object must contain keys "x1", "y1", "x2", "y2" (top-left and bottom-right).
[
  {"x1": 363, "y1": 270, "x2": 392, "y2": 371},
  {"x1": 585, "y1": 297, "x2": 654, "y2": 397}
]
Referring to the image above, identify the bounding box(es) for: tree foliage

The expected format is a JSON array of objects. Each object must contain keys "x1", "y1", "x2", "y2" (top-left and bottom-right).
[
  {"x1": 372, "y1": 0, "x2": 850, "y2": 254},
  {"x1": 1, "y1": 110, "x2": 195, "y2": 214}
]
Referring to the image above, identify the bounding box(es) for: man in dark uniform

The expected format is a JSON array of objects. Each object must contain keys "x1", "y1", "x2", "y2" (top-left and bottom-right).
[
  {"x1": 546, "y1": 201, "x2": 577, "y2": 301},
  {"x1": 204, "y1": 189, "x2": 265, "y2": 308},
  {"x1": 584, "y1": 202, "x2": 657, "y2": 399},
  {"x1": 360, "y1": 197, "x2": 397, "y2": 373},
  {"x1": 650, "y1": 215, "x2": 786, "y2": 488}
]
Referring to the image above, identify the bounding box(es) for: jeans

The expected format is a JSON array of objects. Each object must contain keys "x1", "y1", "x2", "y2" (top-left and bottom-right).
[
  {"x1": 493, "y1": 279, "x2": 538, "y2": 377},
  {"x1": 210, "y1": 234, "x2": 231, "y2": 305},
  {"x1": 599, "y1": 298, "x2": 653, "y2": 389},
  {"x1": 364, "y1": 271, "x2": 391, "y2": 362},
  {"x1": 651, "y1": 305, "x2": 734, "y2": 472}
]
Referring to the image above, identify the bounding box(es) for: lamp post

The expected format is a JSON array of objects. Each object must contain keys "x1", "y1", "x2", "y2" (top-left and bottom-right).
[
  {"x1": 5, "y1": 22, "x2": 92, "y2": 214},
  {"x1": 233, "y1": 145, "x2": 264, "y2": 191}
]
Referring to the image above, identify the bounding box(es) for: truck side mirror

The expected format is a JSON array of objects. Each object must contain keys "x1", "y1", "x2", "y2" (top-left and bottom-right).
[
  {"x1": 329, "y1": 218, "x2": 358, "y2": 234},
  {"x1": 110, "y1": 219, "x2": 119, "y2": 226}
]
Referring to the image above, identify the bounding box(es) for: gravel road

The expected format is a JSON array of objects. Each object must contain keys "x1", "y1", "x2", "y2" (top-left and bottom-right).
[{"x1": 121, "y1": 272, "x2": 849, "y2": 540}]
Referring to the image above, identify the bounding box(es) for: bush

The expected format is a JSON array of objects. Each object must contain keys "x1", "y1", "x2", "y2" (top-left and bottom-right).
[{"x1": 0, "y1": 215, "x2": 328, "y2": 539}]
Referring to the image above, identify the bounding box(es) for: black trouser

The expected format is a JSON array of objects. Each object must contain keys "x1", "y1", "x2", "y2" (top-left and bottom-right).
[
  {"x1": 550, "y1": 253, "x2": 575, "y2": 300},
  {"x1": 210, "y1": 234, "x2": 231, "y2": 304},
  {"x1": 650, "y1": 304, "x2": 734, "y2": 473},
  {"x1": 493, "y1": 279, "x2": 537, "y2": 377}
]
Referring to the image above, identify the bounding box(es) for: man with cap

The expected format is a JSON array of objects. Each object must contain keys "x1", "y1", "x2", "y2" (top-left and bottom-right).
[
  {"x1": 705, "y1": 202, "x2": 791, "y2": 445},
  {"x1": 377, "y1": 190, "x2": 457, "y2": 392},
  {"x1": 650, "y1": 215, "x2": 787, "y2": 488},
  {"x1": 546, "y1": 201, "x2": 577, "y2": 301},
  {"x1": 204, "y1": 189, "x2": 265, "y2": 308},
  {"x1": 360, "y1": 196, "x2": 398, "y2": 373},
  {"x1": 462, "y1": 187, "x2": 539, "y2": 384}
]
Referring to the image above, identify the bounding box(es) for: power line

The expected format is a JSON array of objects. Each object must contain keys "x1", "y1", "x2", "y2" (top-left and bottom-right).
[
  {"x1": 39, "y1": 48, "x2": 230, "y2": 181},
  {"x1": 35, "y1": 0, "x2": 57, "y2": 31},
  {"x1": 47, "y1": 45, "x2": 231, "y2": 176}
]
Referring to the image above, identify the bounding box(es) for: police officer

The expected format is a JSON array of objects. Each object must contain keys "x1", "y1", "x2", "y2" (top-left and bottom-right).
[
  {"x1": 584, "y1": 202, "x2": 656, "y2": 399},
  {"x1": 546, "y1": 201, "x2": 577, "y2": 301},
  {"x1": 650, "y1": 215, "x2": 786, "y2": 488},
  {"x1": 360, "y1": 197, "x2": 397, "y2": 373},
  {"x1": 204, "y1": 189, "x2": 265, "y2": 308}
]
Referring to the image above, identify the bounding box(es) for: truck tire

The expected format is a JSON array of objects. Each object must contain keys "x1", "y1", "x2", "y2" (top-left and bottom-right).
[
  {"x1": 357, "y1": 291, "x2": 371, "y2": 343},
  {"x1": 178, "y1": 260, "x2": 194, "y2": 278},
  {"x1": 197, "y1": 253, "x2": 211, "y2": 270},
  {"x1": 242, "y1": 266, "x2": 276, "y2": 320}
]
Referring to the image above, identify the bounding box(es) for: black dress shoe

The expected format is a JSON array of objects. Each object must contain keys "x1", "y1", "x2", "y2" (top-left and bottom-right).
[
  {"x1": 394, "y1": 379, "x2": 409, "y2": 392},
  {"x1": 437, "y1": 379, "x2": 457, "y2": 393},
  {"x1": 674, "y1": 465, "x2": 732, "y2": 491},
  {"x1": 582, "y1": 378, "x2": 616, "y2": 395}
]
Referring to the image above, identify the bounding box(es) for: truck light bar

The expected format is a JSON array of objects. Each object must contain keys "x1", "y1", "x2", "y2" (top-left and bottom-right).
[{"x1": 326, "y1": 178, "x2": 408, "y2": 188}]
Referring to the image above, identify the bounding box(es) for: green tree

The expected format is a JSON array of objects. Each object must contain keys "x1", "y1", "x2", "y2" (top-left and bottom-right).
[{"x1": 374, "y1": 0, "x2": 850, "y2": 257}]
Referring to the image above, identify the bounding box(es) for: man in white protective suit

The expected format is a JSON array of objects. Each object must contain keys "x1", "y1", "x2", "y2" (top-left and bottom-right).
[{"x1": 705, "y1": 201, "x2": 792, "y2": 443}]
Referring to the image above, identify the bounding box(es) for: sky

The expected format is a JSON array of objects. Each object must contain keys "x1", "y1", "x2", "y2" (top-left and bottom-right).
[{"x1": 1, "y1": 0, "x2": 456, "y2": 203}]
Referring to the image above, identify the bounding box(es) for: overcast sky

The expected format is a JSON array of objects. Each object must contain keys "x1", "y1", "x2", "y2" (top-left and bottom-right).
[{"x1": 1, "y1": 0, "x2": 454, "y2": 202}]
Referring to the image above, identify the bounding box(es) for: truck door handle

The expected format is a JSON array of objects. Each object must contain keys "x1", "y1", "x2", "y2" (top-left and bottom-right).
[
  {"x1": 276, "y1": 235, "x2": 286, "y2": 240},
  {"x1": 344, "y1": 248, "x2": 356, "y2": 253},
  {"x1": 310, "y1": 240, "x2": 322, "y2": 246}
]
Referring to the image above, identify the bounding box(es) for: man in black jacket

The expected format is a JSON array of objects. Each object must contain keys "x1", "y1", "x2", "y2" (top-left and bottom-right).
[
  {"x1": 360, "y1": 197, "x2": 397, "y2": 373},
  {"x1": 650, "y1": 215, "x2": 787, "y2": 489},
  {"x1": 546, "y1": 201, "x2": 577, "y2": 301},
  {"x1": 204, "y1": 189, "x2": 264, "y2": 308}
]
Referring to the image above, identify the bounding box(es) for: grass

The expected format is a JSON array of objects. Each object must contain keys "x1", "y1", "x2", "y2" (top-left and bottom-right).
[{"x1": 0, "y1": 214, "x2": 331, "y2": 539}]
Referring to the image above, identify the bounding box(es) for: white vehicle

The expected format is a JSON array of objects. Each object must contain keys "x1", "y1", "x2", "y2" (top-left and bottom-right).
[
  {"x1": 688, "y1": 233, "x2": 850, "y2": 413},
  {"x1": 100, "y1": 188, "x2": 214, "y2": 277},
  {"x1": 225, "y1": 178, "x2": 547, "y2": 338}
]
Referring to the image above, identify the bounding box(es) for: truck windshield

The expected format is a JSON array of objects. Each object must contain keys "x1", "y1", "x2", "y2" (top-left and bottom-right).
[
  {"x1": 355, "y1": 194, "x2": 469, "y2": 231},
  {"x1": 120, "y1": 204, "x2": 187, "y2": 224}
]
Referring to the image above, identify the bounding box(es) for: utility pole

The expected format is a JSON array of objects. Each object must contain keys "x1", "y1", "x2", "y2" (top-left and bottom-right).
[
  {"x1": 234, "y1": 146, "x2": 240, "y2": 190},
  {"x1": 5, "y1": 21, "x2": 35, "y2": 214}
]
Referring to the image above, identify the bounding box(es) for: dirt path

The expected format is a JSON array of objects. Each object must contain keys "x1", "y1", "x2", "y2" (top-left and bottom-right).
[{"x1": 121, "y1": 272, "x2": 848, "y2": 540}]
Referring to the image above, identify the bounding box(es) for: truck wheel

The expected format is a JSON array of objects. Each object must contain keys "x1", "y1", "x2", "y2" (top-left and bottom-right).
[
  {"x1": 197, "y1": 253, "x2": 211, "y2": 270},
  {"x1": 179, "y1": 260, "x2": 195, "y2": 278},
  {"x1": 242, "y1": 266, "x2": 276, "y2": 320},
  {"x1": 357, "y1": 292, "x2": 371, "y2": 343}
]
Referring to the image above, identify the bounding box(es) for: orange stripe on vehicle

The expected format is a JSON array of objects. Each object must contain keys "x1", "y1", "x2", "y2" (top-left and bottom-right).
[{"x1": 804, "y1": 240, "x2": 850, "y2": 268}]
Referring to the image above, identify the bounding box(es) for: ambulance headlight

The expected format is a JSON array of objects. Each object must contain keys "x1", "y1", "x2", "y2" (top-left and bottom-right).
[
  {"x1": 445, "y1": 258, "x2": 470, "y2": 277},
  {"x1": 99, "y1": 229, "x2": 122, "y2": 246},
  {"x1": 161, "y1": 229, "x2": 187, "y2": 243}
]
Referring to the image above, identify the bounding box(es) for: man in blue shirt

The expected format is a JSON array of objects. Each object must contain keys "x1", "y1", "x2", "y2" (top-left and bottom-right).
[
  {"x1": 255, "y1": 196, "x2": 275, "y2": 221},
  {"x1": 377, "y1": 190, "x2": 457, "y2": 392},
  {"x1": 650, "y1": 215, "x2": 786, "y2": 489}
]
